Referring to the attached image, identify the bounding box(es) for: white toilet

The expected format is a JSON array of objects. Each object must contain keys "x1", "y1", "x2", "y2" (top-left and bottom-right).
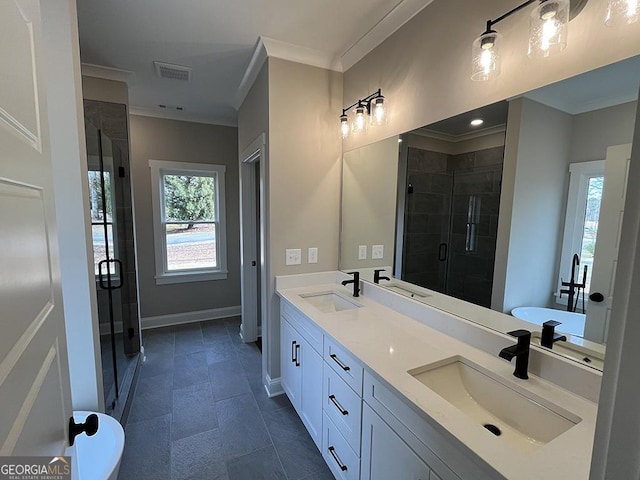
[{"x1": 70, "y1": 411, "x2": 125, "y2": 480}]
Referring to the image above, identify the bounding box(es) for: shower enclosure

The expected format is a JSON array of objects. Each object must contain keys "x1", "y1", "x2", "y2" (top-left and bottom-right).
[
  {"x1": 398, "y1": 145, "x2": 504, "y2": 308},
  {"x1": 84, "y1": 100, "x2": 140, "y2": 418}
]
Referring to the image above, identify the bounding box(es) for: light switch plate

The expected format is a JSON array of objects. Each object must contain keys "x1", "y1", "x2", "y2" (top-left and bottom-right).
[
  {"x1": 286, "y1": 248, "x2": 302, "y2": 265},
  {"x1": 372, "y1": 244, "x2": 384, "y2": 259},
  {"x1": 358, "y1": 245, "x2": 367, "y2": 260},
  {"x1": 308, "y1": 247, "x2": 318, "y2": 264}
]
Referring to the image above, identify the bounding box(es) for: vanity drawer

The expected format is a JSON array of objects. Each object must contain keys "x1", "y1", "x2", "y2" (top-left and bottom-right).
[
  {"x1": 322, "y1": 413, "x2": 360, "y2": 480},
  {"x1": 281, "y1": 299, "x2": 323, "y2": 353},
  {"x1": 323, "y1": 363, "x2": 362, "y2": 454},
  {"x1": 324, "y1": 336, "x2": 364, "y2": 395}
]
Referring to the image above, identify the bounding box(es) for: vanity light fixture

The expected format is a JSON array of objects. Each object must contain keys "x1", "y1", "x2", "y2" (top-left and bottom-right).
[
  {"x1": 472, "y1": 0, "x2": 570, "y2": 81},
  {"x1": 340, "y1": 89, "x2": 387, "y2": 139},
  {"x1": 605, "y1": 0, "x2": 639, "y2": 26}
]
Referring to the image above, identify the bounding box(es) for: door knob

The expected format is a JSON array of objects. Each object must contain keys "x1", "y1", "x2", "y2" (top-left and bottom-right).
[
  {"x1": 69, "y1": 414, "x2": 99, "y2": 446},
  {"x1": 589, "y1": 292, "x2": 605, "y2": 302}
]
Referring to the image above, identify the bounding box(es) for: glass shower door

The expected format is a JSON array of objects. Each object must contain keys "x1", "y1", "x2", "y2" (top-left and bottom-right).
[{"x1": 86, "y1": 120, "x2": 138, "y2": 415}]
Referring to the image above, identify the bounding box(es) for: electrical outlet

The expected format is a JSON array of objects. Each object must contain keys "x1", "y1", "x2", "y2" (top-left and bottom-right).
[
  {"x1": 285, "y1": 248, "x2": 302, "y2": 265},
  {"x1": 372, "y1": 244, "x2": 384, "y2": 259},
  {"x1": 308, "y1": 247, "x2": 318, "y2": 264},
  {"x1": 358, "y1": 245, "x2": 367, "y2": 260}
]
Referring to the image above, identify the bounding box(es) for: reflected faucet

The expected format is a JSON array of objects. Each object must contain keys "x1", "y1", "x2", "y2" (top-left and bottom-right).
[
  {"x1": 341, "y1": 272, "x2": 360, "y2": 297},
  {"x1": 560, "y1": 253, "x2": 587, "y2": 313},
  {"x1": 541, "y1": 320, "x2": 567, "y2": 349},
  {"x1": 499, "y1": 330, "x2": 531, "y2": 379},
  {"x1": 373, "y1": 269, "x2": 390, "y2": 284}
]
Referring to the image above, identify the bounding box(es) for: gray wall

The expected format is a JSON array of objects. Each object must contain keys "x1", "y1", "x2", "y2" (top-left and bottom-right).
[
  {"x1": 341, "y1": 136, "x2": 399, "y2": 270},
  {"x1": 494, "y1": 98, "x2": 573, "y2": 313},
  {"x1": 129, "y1": 115, "x2": 241, "y2": 319},
  {"x1": 570, "y1": 101, "x2": 638, "y2": 163},
  {"x1": 238, "y1": 58, "x2": 342, "y2": 382},
  {"x1": 342, "y1": 0, "x2": 640, "y2": 153}
]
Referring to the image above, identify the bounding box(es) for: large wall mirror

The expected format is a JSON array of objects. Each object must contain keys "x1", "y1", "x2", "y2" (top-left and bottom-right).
[{"x1": 340, "y1": 55, "x2": 640, "y2": 371}]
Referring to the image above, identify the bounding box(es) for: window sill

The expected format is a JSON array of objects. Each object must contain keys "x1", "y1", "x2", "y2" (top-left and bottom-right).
[{"x1": 155, "y1": 270, "x2": 228, "y2": 285}]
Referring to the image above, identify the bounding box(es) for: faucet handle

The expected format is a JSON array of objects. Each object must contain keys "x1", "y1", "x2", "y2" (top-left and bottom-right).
[
  {"x1": 543, "y1": 320, "x2": 561, "y2": 328},
  {"x1": 507, "y1": 329, "x2": 531, "y2": 338},
  {"x1": 507, "y1": 329, "x2": 531, "y2": 347}
]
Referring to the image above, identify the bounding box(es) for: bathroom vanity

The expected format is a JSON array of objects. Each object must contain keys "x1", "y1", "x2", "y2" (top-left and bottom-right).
[{"x1": 276, "y1": 272, "x2": 599, "y2": 480}]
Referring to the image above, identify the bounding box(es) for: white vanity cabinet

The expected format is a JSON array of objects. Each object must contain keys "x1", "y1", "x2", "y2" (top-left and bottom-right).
[
  {"x1": 280, "y1": 301, "x2": 324, "y2": 448},
  {"x1": 321, "y1": 336, "x2": 365, "y2": 480},
  {"x1": 279, "y1": 295, "x2": 499, "y2": 480},
  {"x1": 363, "y1": 372, "x2": 498, "y2": 480},
  {"x1": 361, "y1": 403, "x2": 434, "y2": 480}
]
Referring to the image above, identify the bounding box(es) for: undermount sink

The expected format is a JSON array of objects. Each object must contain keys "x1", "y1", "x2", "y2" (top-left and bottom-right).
[
  {"x1": 386, "y1": 283, "x2": 430, "y2": 299},
  {"x1": 408, "y1": 356, "x2": 581, "y2": 452},
  {"x1": 299, "y1": 291, "x2": 362, "y2": 314}
]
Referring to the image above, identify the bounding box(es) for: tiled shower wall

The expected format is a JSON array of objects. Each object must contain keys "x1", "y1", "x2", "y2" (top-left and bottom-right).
[{"x1": 403, "y1": 146, "x2": 504, "y2": 308}]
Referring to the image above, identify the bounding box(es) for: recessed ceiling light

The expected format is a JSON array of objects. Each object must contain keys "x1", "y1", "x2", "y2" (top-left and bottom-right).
[{"x1": 470, "y1": 118, "x2": 484, "y2": 127}]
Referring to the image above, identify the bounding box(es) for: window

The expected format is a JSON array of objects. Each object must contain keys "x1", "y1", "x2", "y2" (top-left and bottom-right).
[
  {"x1": 557, "y1": 160, "x2": 605, "y2": 300},
  {"x1": 149, "y1": 160, "x2": 227, "y2": 284}
]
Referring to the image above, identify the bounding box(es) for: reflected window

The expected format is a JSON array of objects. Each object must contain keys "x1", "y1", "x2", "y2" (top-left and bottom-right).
[
  {"x1": 88, "y1": 170, "x2": 118, "y2": 276},
  {"x1": 558, "y1": 160, "x2": 605, "y2": 299}
]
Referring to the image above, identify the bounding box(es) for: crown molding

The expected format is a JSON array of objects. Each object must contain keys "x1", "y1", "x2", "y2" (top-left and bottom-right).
[
  {"x1": 129, "y1": 106, "x2": 237, "y2": 127},
  {"x1": 81, "y1": 63, "x2": 134, "y2": 83},
  {"x1": 413, "y1": 124, "x2": 507, "y2": 143},
  {"x1": 341, "y1": 0, "x2": 434, "y2": 72},
  {"x1": 235, "y1": 38, "x2": 269, "y2": 110},
  {"x1": 235, "y1": 36, "x2": 343, "y2": 110}
]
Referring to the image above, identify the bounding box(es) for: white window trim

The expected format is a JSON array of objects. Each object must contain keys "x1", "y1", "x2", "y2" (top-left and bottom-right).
[
  {"x1": 556, "y1": 159, "x2": 605, "y2": 304},
  {"x1": 149, "y1": 160, "x2": 228, "y2": 285}
]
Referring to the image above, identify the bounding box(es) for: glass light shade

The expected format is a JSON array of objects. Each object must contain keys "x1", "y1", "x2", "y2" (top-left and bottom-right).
[
  {"x1": 340, "y1": 113, "x2": 350, "y2": 139},
  {"x1": 369, "y1": 96, "x2": 388, "y2": 126},
  {"x1": 471, "y1": 31, "x2": 501, "y2": 81},
  {"x1": 351, "y1": 104, "x2": 367, "y2": 134},
  {"x1": 605, "y1": 0, "x2": 639, "y2": 26},
  {"x1": 528, "y1": 0, "x2": 569, "y2": 59}
]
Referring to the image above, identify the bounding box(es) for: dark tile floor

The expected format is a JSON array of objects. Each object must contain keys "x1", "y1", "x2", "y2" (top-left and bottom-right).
[{"x1": 118, "y1": 317, "x2": 335, "y2": 480}]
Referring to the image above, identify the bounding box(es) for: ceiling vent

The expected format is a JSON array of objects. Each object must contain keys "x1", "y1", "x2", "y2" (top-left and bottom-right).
[{"x1": 153, "y1": 61, "x2": 192, "y2": 82}]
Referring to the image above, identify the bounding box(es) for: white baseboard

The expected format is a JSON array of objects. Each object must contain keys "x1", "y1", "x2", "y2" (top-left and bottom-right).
[
  {"x1": 141, "y1": 305, "x2": 241, "y2": 330},
  {"x1": 264, "y1": 374, "x2": 284, "y2": 398}
]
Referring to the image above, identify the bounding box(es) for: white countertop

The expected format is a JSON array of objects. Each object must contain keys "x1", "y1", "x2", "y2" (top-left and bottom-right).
[{"x1": 277, "y1": 281, "x2": 597, "y2": 480}]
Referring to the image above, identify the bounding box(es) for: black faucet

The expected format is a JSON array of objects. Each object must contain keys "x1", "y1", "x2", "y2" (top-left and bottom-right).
[
  {"x1": 499, "y1": 329, "x2": 531, "y2": 380},
  {"x1": 341, "y1": 272, "x2": 360, "y2": 297},
  {"x1": 373, "y1": 269, "x2": 390, "y2": 284},
  {"x1": 560, "y1": 253, "x2": 587, "y2": 313},
  {"x1": 541, "y1": 320, "x2": 567, "y2": 349}
]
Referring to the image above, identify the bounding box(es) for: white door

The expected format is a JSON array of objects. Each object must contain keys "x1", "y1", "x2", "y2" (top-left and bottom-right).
[
  {"x1": 0, "y1": 0, "x2": 74, "y2": 465},
  {"x1": 584, "y1": 144, "x2": 632, "y2": 343}
]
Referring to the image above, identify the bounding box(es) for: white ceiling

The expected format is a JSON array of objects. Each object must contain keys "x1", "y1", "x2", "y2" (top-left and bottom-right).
[{"x1": 76, "y1": 0, "x2": 433, "y2": 125}]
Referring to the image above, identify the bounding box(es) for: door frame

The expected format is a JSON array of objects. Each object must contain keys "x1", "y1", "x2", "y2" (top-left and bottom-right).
[{"x1": 239, "y1": 133, "x2": 267, "y2": 344}]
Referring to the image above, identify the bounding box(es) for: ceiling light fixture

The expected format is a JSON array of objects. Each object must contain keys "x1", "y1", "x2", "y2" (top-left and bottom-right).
[
  {"x1": 472, "y1": 0, "x2": 571, "y2": 81},
  {"x1": 340, "y1": 89, "x2": 387, "y2": 139},
  {"x1": 470, "y1": 118, "x2": 485, "y2": 127},
  {"x1": 605, "y1": 0, "x2": 639, "y2": 25}
]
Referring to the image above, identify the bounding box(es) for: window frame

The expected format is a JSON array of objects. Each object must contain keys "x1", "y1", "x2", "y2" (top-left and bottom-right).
[
  {"x1": 556, "y1": 159, "x2": 605, "y2": 303},
  {"x1": 149, "y1": 160, "x2": 228, "y2": 284}
]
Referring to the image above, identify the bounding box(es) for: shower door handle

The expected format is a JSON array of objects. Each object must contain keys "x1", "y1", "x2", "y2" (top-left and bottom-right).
[
  {"x1": 98, "y1": 259, "x2": 124, "y2": 290},
  {"x1": 438, "y1": 243, "x2": 448, "y2": 262}
]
